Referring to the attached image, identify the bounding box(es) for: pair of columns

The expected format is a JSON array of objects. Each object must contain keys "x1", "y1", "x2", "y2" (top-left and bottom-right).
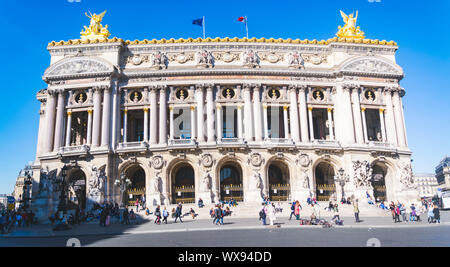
[
  {"x1": 351, "y1": 86, "x2": 406, "y2": 146},
  {"x1": 123, "y1": 88, "x2": 167, "y2": 145},
  {"x1": 307, "y1": 106, "x2": 335, "y2": 141}
]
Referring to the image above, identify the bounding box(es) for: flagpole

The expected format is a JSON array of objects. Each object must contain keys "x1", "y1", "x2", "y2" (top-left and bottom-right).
[
  {"x1": 245, "y1": 16, "x2": 249, "y2": 38},
  {"x1": 203, "y1": 16, "x2": 206, "y2": 39}
]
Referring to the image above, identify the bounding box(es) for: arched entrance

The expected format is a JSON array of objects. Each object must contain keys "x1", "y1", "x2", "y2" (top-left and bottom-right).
[
  {"x1": 268, "y1": 161, "x2": 290, "y2": 201},
  {"x1": 125, "y1": 165, "x2": 146, "y2": 207},
  {"x1": 371, "y1": 164, "x2": 387, "y2": 202},
  {"x1": 67, "y1": 169, "x2": 86, "y2": 210},
  {"x1": 315, "y1": 162, "x2": 336, "y2": 201},
  {"x1": 220, "y1": 163, "x2": 243, "y2": 202},
  {"x1": 172, "y1": 163, "x2": 195, "y2": 204}
]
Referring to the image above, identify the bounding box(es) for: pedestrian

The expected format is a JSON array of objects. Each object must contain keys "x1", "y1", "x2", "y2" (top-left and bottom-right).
[
  {"x1": 122, "y1": 208, "x2": 130, "y2": 225},
  {"x1": 174, "y1": 203, "x2": 183, "y2": 223},
  {"x1": 162, "y1": 206, "x2": 169, "y2": 224},
  {"x1": 389, "y1": 202, "x2": 395, "y2": 220},
  {"x1": 427, "y1": 205, "x2": 434, "y2": 223},
  {"x1": 190, "y1": 208, "x2": 196, "y2": 219},
  {"x1": 353, "y1": 199, "x2": 360, "y2": 223},
  {"x1": 294, "y1": 201, "x2": 302, "y2": 220},
  {"x1": 141, "y1": 195, "x2": 146, "y2": 211},
  {"x1": 332, "y1": 204, "x2": 340, "y2": 222},
  {"x1": 135, "y1": 198, "x2": 139, "y2": 212},
  {"x1": 433, "y1": 204, "x2": 440, "y2": 224},
  {"x1": 259, "y1": 203, "x2": 267, "y2": 225},
  {"x1": 214, "y1": 205, "x2": 223, "y2": 225},
  {"x1": 394, "y1": 205, "x2": 401, "y2": 223},
  {"x1": 268, "y1": 203, "x2": 276, "y2": 226},
  {"x1": 409, "y1": 204, "x2": 417, "y2": 222},
  {"x1": 154, "y1": 205, "x2": 161, "y2": 224},
  {"x1": 400, "y1": 203, "x2": 407, "y2": 222},
  {"x1": 289, "y1": 201, "x2": 296, "y2": 220}
]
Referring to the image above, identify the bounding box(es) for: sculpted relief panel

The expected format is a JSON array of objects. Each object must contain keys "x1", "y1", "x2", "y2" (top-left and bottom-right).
[{"x1": 44, "y1": 57, "x2": 113, "y2": 78}]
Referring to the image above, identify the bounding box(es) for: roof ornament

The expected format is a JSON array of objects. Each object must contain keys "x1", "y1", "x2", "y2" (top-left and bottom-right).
[
  {"x1": 336, "y1": 10, "x2": 365, "y2": 39},
  {"x1": 80, "y1": 10, "x2": 111, "y2": 40}
]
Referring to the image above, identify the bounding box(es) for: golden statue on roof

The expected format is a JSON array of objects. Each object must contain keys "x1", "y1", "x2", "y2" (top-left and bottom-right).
[
  {"x1": 336, "y1": 10, "x2": 365, "y2": 39},
  {"x1": 80, "y1": 10, "x2": 111, "y2": 40}
]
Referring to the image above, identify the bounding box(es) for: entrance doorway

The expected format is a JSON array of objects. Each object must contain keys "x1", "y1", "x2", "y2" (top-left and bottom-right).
[
  {"x1": 371, "y1": 164, "x2": 387, "y2": 202},
  {"x1": 268, "y1": 161, "x2": 290, "y2": 201},
  {"x1": 125, "y1": 165, "x2": 146, "y2": 207},
  {"x1": 172, "y1": 164, "x2": 195, "y2": 204},
  {"x1": 67, "y1": 169, "x2": 86, "y2": 210},
  {"x1": 220, "y1": 163, "x2": 243, "y2": 202},
  {"x1": 315, "y1": 162, "x2": 336, "y2": 201}
]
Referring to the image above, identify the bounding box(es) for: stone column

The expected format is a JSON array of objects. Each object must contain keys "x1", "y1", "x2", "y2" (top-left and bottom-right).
[
  {"x1": 339, "y1": 84, "x2": 356, "y2": 145},
  {"x1": 379, "y1": 108, "x2": 387, "y2": 142},
  {"x1": 123, "y1": 109, "x2": 128, "y2": 143},
  {"x1": 263, "y1": 104, "x2": 269, "y2": 139},
  {"x1": 252, "y1": 85, "x2": 263, "y2": 142},
  {"x1": 283, "y1": 106, "x2": 289, "y2": 139},
  {"x1": 206, "y1": 85, "x2": 215, "y2": 143},
  {"x1": 237, "y1": 105, "x2": 243, "y2": 139},
  {"x1": 298, "y1": 86, "x2": 309, "y2": 142},
  {"x1": 351, "y1": 87, "x2": 364, "y2": 144},
  {"x1": 243, "y1": 85, "x2": 254, "y2": 141},
  {"x1": 288, "y1": 86, "x2": 300, "y2": 142},
  {"x1": 169, "y1": 106, "x2": 174, "y2": 140},
  {"x1": 159, "y1": 87, "x2": 167, "y2": 145},
  {"x1": 392, "y1": 91, "x2": 406, "y2": 147},
  {"x1": 190, "y1": 105, "x2": 196, "y2": 139},
  {"x1": 101, "y1": 86, "x2": 111, "y2": 148},
  {"x1": 44, "y1": 90, "x2": 57, "y2": 153},
  {"x1": 86, "y1": 109, "x2": 93, "y2": 145},
  {"x1": 383, "y1": 88, "x2": 398, "y2": 145},
  {"x1": 53, "y1": 90, "x2": 65, "y2": 150},
  {"x1": 65, "y1": 111, "x2": 72, "y2": 147},
  {"x1": 327, "y1": 107, "x2": 335, "y2": 140},
  {"x1": 216, "y1": 104, "x2": 222, "y2": 140},
  {"x1": 91, "y1": 87, "x2": 102, "y2": 147},
  {"x1": 143, "y1": 107, "x2": 149, "y2": 142},
  {"x1": 111, "y1": 82, "x2": 119, "y2": 149},
  {"x1": 150, "y1": 88, "x2": 158, "y2": 145},
  {"x1": 196, "y1": 85, "x2": 205, "y2": 142},
  {"x1": 308, "y1": 106, "x2": 314, "y2": 141},
  {"x1": 361, "y1": 107, "x2": 368, "y2": 143}
]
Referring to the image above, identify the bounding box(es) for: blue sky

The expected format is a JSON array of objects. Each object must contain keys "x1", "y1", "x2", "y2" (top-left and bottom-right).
[{"x1": 0, "y1": 0, "x2": 449, "y2": 193}]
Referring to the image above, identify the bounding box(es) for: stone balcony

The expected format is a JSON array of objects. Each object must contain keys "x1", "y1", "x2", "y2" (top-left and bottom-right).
[
  {"x1": 168, "y1": 139, "x2": 197, "y2": 150},
  {"x1": 117, "y1": 141, "x2": 148, "y2": 153},
  {"x1": 58, "y1": 145, "x2": 90, "y2": 157}
]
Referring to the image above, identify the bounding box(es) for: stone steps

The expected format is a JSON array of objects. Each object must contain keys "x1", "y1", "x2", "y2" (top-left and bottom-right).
[{"x1": 133, "y1": 201, "x2": 391, "y2": 219}]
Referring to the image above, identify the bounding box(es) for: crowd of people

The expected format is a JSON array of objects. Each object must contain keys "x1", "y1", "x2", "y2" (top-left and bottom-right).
[{"x1": 0, "y1": 209, "x2": 36, "y2": 234}]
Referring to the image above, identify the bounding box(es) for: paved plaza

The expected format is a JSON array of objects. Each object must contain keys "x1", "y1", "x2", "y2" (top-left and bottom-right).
[{"x1": 1, "y1": 208, "x2": 449, "y2": 247}]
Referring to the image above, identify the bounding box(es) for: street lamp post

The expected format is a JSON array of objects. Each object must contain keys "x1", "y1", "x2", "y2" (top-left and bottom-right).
[
  {"x1": 114, "y1": 172, "x2": 131, "y2": 208},
  {"x1": 334, "y1": 168, "x2": 350, "y2": 203},
  {"x1": 22, "y1": 170, "x2": 33, "y2": 212},
  {"x1": 54, "y1": 165, "x2": 71, "y2": 231}
]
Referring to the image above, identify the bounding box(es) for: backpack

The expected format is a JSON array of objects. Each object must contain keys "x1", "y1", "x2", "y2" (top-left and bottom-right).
[{"x1": 259, "y1": 209, "x2": 265, "y2": 218}]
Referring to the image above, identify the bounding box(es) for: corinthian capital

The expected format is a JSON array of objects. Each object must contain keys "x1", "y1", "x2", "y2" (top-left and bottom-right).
[{"x1": 342, "y1": 83, "x2": 360, "y2": 91}]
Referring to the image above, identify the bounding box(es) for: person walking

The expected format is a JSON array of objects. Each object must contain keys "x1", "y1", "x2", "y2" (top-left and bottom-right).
[
  {"x1": 174, "y1": 203, "x2": 183, "y2": 223},
  {"x1": 162, "y1": 206, "x2": 169, "y2": 224},
  {"x1": 154, "y1": 205, "x2": 161, "y2": 224},
  {"x1": 259, "y1": 203, "x2": 267, "y2": 225},
  {"x1": 394, "y1": 205, "x2": 401, "y2": 223},
  {"x1": 268, "y1": 203, "x2": 276, "y2": 226},
  {"x1": 400, "y1": 203, "x2": 407, "y2": 222},
  {"x1": 332, "y1": 204, "x2": 340, "y2": 222},
  {"x1": 135, "y1": 198, "x2": 139, "y2": 213},
  {"x1": 389, "y1": 202, "x2": 395, "y2": 220},
  {"x1": 353, "y1": 199, "x2": 360, "y2": 223},
  {"x1": 409, "y1": 204, "x2": 417, "y2": 222},
  {"x1": 294, "y1": 201, "x2": 302, "y2": 220},
  {"x1": 427, "y1": 205, "x2": 434, "y2": 223},
  {"x1": 433, "y1": 204, "x2": 440, "y2": 224},
  {"x1": 289, "y1": 201, "x2": 296, "y2": 220},
  {"x1": 214, "y1": 205, "x2": 223, "y2": 225}
]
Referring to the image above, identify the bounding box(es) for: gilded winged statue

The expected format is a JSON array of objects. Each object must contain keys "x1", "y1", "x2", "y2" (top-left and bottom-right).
[
  {"x1": 80, "y1": 10, "x2": 111, "y2": 40},
  {"x1": 336, "y1": 10, "x2": 365, "y2": 39}
]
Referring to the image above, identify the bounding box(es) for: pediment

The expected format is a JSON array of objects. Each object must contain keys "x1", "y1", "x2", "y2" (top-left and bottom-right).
[
  {"x1": 43, "y1": 57, "x2": 115, "y2": 79},
  {"x1": 339, "y1": 56, "x2": 403, "y2": 76}
]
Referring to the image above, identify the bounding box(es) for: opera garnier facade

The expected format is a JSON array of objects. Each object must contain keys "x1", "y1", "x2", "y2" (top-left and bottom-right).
[{"x1": 31, "y1": 11, "x2": 418, "y2": 218}]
